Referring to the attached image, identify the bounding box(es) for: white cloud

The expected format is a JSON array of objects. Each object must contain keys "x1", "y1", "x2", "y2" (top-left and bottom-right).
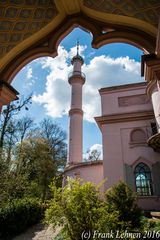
[
  {"x1": 26, "y1": 67, "x2": 33, "y2": 79},
  {"x1": 24, "y1": 66, "x2": 36, "y2": 89},
  {"x1": 33, "y1": 45, "x2": 144, "y2": 122},
  {"x1": 32, "y1": 46, "x2": 71, "y2": 117},
  {"x1": 90, "y1": 143, "x2": 102, "y2": 153},
  {"x1": 82, "y1": 55, "x2": 142, "y2": 121},
  {"x1": 68, "y1": 45, "x2": 87, "y2": 59}
]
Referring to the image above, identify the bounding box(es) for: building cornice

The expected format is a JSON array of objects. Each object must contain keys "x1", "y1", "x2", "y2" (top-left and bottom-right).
[
  {"x1": 146, "y1": 79, "x2": 157, "y2": 97},
  {"x1": 95, "y1": 110, "x2": 154, "y2": 128},
  {"x1": 64, "y1": 160, "x2": 103, "y2": 173},
  {"x1": 99, "y1": 82, "x2": 147, "y2": 95},
  {"x1": 0, "y1": 81, "x2": 19, "y2": 106}
]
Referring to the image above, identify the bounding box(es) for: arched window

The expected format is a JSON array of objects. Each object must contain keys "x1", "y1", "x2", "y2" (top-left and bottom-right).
[{"x1": 134, "y1": 163, "x2": 153, "y2": 196}]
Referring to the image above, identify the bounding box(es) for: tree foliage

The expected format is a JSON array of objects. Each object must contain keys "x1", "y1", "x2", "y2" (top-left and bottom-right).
[
  {"x1": 84, "y1": 149, "x2": 101, "y2": 162},
  {"x1": 0, "y1": 98, "x2": 67, "y2": 203},
  {"x1": 0, "y1": 96, "x2": 32, "y2": 149}
]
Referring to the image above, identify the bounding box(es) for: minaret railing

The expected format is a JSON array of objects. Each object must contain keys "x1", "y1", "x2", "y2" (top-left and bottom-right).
[{"x1": 68, "y1": 71, "x2": 86, "y2": 79}]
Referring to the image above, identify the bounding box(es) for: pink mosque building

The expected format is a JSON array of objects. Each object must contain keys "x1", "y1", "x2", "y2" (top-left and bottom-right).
[
  {"x1": 64, "y1": 45, "x2": 160, "y2": 211},
  {"x1": 0, "y1": 0, "x2": 160, "y2": 213}
]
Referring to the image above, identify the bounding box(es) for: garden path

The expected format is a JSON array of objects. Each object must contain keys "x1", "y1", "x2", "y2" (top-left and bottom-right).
[{"x1": 13, "y1": 224, "x2": 61, "y2": 240}]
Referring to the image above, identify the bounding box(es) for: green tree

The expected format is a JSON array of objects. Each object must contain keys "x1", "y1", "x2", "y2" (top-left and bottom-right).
[
  {"x1": 0, "y1": 172, "x2": 30, "y2": 203},
  {"x1": 0, "y1": 96, "x2": 32, "y2": 149},
  {"x1": 0, "y1": 96, "x2": 32, "y2": 173},
  {"x1": 0, "y1": 114, "x2": 67, "y2": 203},
  {"x1": 14, "y1": 119, "x2": 67, "y2": 201},
  {"x1": 84, "y1": 149, "x2": 101, "y2": 162},
  {"x1": 39, "y1": 118, "x2": 67, "y2": 171},
  {"x1": 15, "y1": 137, "x2": 56, "y2": 201}
]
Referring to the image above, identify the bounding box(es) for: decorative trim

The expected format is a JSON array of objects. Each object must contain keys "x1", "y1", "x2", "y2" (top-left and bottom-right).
[
  {"x1": 142, "y1": 54, "x2": 160, "y2": 82},
  {"x1": 56, "y1": 0, "x2": 81, "y2": 15},
  {"x1": 99, "y1": 82, "x2": 147, "y2": 95},
  {"x1": 147, "y1": 132, "x2": 160, "y2": 150},
  {"x1": 83, "y1": 0, "x2": 160, "y2": 30},
  {"x1": 69, "y1": 108, "x2": 83, "y2": 116},
  {"x1": 0, "y1": 81, "x2": 19, "y2": 106},
  {"x1": 68, "y1": 74, "x2": 85, "y2": 85},
  {"x1": 146, "y1": 79, "x2": 157, "y2": 97},
  {"x1": 131, "y1": 156, "x2": 153, "y2": 169},
  {"x1": 95, "y1": 111, "x2": 154, "y2": 127},
  {"x1": 64, "y1": 160, "x2": 103, "y2": 173},
  {"x1": 129, "y1": 142, "x2": 148, "y2": 148},
  {"x1": 118, "y1": 94, "x2": 149, "y2": 107},
  {"x1": 0, "y1": 13, "x2": 156, "y2": 84},
  {"x1": 0, "y1": 81, "x2": 19, "y2": 95}
]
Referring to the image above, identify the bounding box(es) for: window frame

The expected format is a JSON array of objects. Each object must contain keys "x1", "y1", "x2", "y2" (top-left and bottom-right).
[{"x1": 134, "y1": 162, "x2": 153, "y2": 196}]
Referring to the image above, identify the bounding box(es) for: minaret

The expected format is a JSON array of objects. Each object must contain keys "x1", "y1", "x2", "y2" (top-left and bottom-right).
[{"x1": 67, "y1": 42, "x2": 85, "y2": 165}]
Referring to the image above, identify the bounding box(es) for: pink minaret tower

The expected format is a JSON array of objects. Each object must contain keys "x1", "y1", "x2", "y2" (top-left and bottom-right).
[{"x1": 67, "y1": 42, "x2": 85, "y2": 165}]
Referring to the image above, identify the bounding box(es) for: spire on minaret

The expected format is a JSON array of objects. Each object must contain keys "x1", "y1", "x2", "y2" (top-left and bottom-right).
[
  {"x1": 71, "y1": 40, "x2": 84, "y2": 65},
  {"x1": 77, "y1": 39, "x2": 79, "y2": 55}
]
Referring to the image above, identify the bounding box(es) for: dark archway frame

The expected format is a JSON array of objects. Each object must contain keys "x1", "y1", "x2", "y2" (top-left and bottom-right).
[{"x1": 0, "y1": 13, "x2": 156, "y2": 84}]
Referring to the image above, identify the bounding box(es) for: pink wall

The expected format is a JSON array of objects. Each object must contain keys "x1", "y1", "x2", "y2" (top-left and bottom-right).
[
  {"x1": 102, "y1": 120, "x2": 160, "y2": 189},
  {"x1": 100, "y1": 83, "x2": 152, "y2": 115},
  {"x1": 97, "y1": 82, "x2": 160, "y2": 211},
  {"x1": 64, "y1": 161, "x2": 104, "y2": 190},
  {"x1": 138, "y1": 197, "x2": 160, "y2": 211},
  {"x1": 102, "y1": 123, "x2": 124, "y2": 188}
]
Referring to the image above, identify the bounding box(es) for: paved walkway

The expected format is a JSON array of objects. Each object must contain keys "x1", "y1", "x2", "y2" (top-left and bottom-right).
[{"x1": 13, "y1": 224, "x2": 61, "y2": 240}]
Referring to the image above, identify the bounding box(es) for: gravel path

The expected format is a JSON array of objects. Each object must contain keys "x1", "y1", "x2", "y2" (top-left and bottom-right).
[{"x1": 13, "y1": 224, "x2": 61, "y2": 240}]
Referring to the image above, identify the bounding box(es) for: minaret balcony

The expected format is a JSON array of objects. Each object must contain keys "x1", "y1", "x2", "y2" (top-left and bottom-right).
[
  {"x1": 68, "y1": 71, "x2": 86, "y2": 84},
  {"x1": 68, "y1": 71, "x2": 86, "y2": 80}
]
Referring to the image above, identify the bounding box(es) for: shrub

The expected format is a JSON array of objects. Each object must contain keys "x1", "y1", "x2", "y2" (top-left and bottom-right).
[
  {"x1": 45, "y1": 179, "x2": 107, "y2": 240},
  {"x1": 45, "y1": 180, "x2": 144, "y2": 240},
  {"x1": 0, "y1": 198, "x2": 43, "y2": 239},
  {"x1": 105, "y1": 181, "x2": 143, "y2": 231},
  {"x1": 144, "y1": 218, "x2": 160, "y2": 231}
]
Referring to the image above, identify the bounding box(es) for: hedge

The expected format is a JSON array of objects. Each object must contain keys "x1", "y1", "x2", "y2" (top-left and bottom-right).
[{"x1": 0, "y1": 198, "x2": 43, "y2": 239}]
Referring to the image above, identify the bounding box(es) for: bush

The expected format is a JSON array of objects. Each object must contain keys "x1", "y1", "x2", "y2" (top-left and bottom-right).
[
  {"x1": 144, "y1": 218, "x2": 160, "y2": 231},
  {"x1": 45, "y1": 179, "x2": 106, "y2": 240},
  {"x1": 105, "y1": 181, "x2": 143, "y2": 231},
  {"x1": 0, "y1": 198, "x2": 43, "y2": 239},
  {"x1": 45, "y1": 180, "x2": 144, "y2": 240}
]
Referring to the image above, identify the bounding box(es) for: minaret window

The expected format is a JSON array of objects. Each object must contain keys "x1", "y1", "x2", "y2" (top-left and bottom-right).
[{"x1": 134, "y1": 163, "x2": 153, "y2": 196}]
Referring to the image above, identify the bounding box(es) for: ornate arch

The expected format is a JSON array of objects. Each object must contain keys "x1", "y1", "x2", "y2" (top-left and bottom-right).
[
  {"x1": 131, "y1": 156, "x2": 153, "y2": 169},
  {"x1": 0, "y1": 13, "x2": 156, "y2": 84}
]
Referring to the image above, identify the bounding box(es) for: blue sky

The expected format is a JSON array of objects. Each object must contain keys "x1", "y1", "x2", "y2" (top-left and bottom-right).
[{"x1": 11, "y1": 27, "x2": 144, "y2": 155}]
